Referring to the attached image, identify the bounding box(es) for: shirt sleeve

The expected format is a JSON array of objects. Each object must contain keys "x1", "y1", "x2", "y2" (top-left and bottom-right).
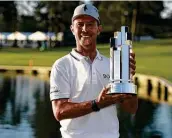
[{"x1": 50, "y1": 63, "x2": 70, "y2": 101}]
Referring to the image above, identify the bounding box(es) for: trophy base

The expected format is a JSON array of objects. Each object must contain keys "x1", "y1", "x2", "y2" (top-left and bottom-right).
[{"x1": 107, "y1": 82, "x2": 137, "y2": 95}]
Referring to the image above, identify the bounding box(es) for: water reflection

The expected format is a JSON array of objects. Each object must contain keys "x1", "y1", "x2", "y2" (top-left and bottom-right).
[
  {"x1": 0, "y1": 74, "x2": 171, "y2": 138},
  {"x1": 0, "y1": 74, "x2": 60, "y2": 138},
  {"x1": 143, "y1": 103, "x2": 172, "y2": 138}
]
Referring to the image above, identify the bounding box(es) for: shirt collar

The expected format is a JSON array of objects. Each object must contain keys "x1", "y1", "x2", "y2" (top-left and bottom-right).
[
  {"x1": 95, "y1": 49, "x2": 103, "y2": 60},
  {"x1": 70, "y1": 48, "x2": 102, "y2": 61}
]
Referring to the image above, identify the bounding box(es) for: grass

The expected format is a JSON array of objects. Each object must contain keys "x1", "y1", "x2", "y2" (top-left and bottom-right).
[{"x1": 0, "y1": 38, "x2": 172, "y2": 82}]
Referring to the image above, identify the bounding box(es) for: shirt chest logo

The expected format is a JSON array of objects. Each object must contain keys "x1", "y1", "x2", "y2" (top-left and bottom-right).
[{"x1": 103, "y1": 74, "x2": 110, "y2": 79}]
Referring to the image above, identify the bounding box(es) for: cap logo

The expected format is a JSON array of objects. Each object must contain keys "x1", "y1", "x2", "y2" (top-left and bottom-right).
[
  {"x1": 94, "y1": 7, "x2": 98, "y2": 13},
  {"x1": 84, "y1": 5, "x2": 88, "y2": 11}
]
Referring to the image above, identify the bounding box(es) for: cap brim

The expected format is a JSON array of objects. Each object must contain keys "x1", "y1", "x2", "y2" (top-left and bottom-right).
[{"x1": 72, "y1": 14, "x2": 100, "y2": 24}]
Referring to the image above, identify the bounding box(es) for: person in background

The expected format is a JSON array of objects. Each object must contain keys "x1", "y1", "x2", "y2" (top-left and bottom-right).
[{"x1": 50, "y1": 3, "x2": 138, "y2": 138}]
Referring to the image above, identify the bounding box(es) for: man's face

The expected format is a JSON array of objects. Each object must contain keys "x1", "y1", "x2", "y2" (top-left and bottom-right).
[{"x1": 70, "y1": 15, "x2": 102, "y2": 51}]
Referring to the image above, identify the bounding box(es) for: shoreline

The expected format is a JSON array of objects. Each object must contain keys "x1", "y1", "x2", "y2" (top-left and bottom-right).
[{"x1": 0, "y1": 65, "x2": 172, "y2": 105}]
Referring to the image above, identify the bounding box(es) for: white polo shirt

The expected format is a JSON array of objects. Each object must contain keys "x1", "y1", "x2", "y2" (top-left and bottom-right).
[{"x1": 50, "y1": 49, "x2": 119, "y2": 138}]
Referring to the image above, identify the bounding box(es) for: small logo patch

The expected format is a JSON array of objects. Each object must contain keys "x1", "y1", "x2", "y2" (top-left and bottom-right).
[
  {"x1": 50, "y1": 86, "x2": 60, "y2": 93},
  {"x1": 84, "y1": 5, "x2": 88, "y2": 11},
  {"x1": 103, "y1": 74, "x2": 110, "y2": 79}
]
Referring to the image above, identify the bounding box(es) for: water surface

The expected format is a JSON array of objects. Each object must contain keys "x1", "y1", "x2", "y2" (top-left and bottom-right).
[{"x1": 0, "y1": 74, "x2": 171, "y2": 138}]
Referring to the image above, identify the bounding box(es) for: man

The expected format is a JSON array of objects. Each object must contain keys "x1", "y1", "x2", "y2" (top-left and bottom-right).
[{"x1": 50, "y1": 3, "x2": 138, "y2": 138}]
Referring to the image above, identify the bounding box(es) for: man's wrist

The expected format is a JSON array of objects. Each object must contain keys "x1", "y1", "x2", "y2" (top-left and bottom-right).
[{"x1": 91, "y1": 99, "x2": 100, "y2": 112}]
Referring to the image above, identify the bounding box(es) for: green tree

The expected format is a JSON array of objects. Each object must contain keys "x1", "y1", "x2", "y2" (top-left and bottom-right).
[
  {"x1": 19, "y1": 15, "x2": 37, "y2": 32},
  {"x1": 96, "y1": 1, "x2": 131, "y2": 32},
  {"x1": 131, "y1": 1, "x2": 164, "y2": 38},
  {"x1": 96, "y1": 1, "x2": 165, "y2": 38},
  {"x1": 0, "y1": 1, "x2": 18, "y2": 32},
  {"x1": 34, "y1": 1, "x2": 80, "y2": 33}
]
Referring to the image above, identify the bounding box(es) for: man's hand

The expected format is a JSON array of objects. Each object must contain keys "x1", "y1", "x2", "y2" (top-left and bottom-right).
[
  {"x1": 130, "y1": 52, "x2": 136, "y2": 76},
  {"x1": 96, "y1": 86, "x2": 133, "y2": 109}
]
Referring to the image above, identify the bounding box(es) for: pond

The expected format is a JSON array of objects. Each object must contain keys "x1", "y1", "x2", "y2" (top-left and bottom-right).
[{"x1": 0, "y1": 74, "x2": 171, "y2": 138}]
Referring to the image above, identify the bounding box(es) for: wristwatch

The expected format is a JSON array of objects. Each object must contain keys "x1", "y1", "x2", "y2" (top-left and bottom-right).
[{"x1": 91, "y1": 99, "x2": 100, "y2": 112}]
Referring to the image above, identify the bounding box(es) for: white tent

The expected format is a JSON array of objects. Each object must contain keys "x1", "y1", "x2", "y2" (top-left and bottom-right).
[
  {"x1": 7, "y1": 31, "x2": 27, "y2": 40},
  {"x1": 0, "y1": 33, "x2": 5, "y2": 40},
  {"x1": 28, "y1": 31, "x2": 47, "y2": 41}
]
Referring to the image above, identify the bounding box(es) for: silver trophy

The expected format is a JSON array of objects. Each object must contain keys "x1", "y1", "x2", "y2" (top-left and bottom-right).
[{"x1": 108, "y1": 26, "x2": 137, "y2": 95}]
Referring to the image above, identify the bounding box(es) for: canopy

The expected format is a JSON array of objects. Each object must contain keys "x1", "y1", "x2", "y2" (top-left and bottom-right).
[
  {"x1": 7, "y1": 31, "x2": 27, "y2": 40},
  {"x1": 0, "y1": 33, "x2": 5, "y2": 40},
  {"x1": 28, "y1": 31, "x2": 47, "y2": 41}
]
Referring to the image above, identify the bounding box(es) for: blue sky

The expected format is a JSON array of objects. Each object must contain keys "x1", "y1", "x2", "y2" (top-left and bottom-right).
[{"x1": 161, "y1": 1, "x2": 172, "y2": 18}]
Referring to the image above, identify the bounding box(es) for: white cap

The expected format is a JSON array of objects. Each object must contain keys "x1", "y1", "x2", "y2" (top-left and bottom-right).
[{"x1": 72, "y1": 4, "x2": 100, "y2": 24}]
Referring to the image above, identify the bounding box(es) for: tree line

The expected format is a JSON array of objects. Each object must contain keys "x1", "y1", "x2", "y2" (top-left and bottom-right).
[{"x1": 0, "y1": 1, "x2": 172, "y2": 39}]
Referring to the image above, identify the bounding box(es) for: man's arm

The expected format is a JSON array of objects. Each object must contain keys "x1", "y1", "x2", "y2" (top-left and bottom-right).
[
  {"x1": 51, "y1": 87, "x2": 110, "y2": 121},
  {"x1": 52, "y1": 99, "x2": 93, "y2": 121},
  {"x1": 52, "y1": 87, "x2": 133, "y2": 121}
]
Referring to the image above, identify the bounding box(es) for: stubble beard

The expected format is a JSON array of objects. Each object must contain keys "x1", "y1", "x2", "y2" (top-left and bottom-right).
[
  {"x1": 81, "y1": 37, "x2": 91, "y2": 47},
  {"x1": 80, "y1": 37, "x2": 96, "y2": 52}
]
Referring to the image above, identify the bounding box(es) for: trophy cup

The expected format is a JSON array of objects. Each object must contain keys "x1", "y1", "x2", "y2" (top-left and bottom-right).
[{"x1": 108, "y1": 26, "x2": 137, "y2": 95}]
